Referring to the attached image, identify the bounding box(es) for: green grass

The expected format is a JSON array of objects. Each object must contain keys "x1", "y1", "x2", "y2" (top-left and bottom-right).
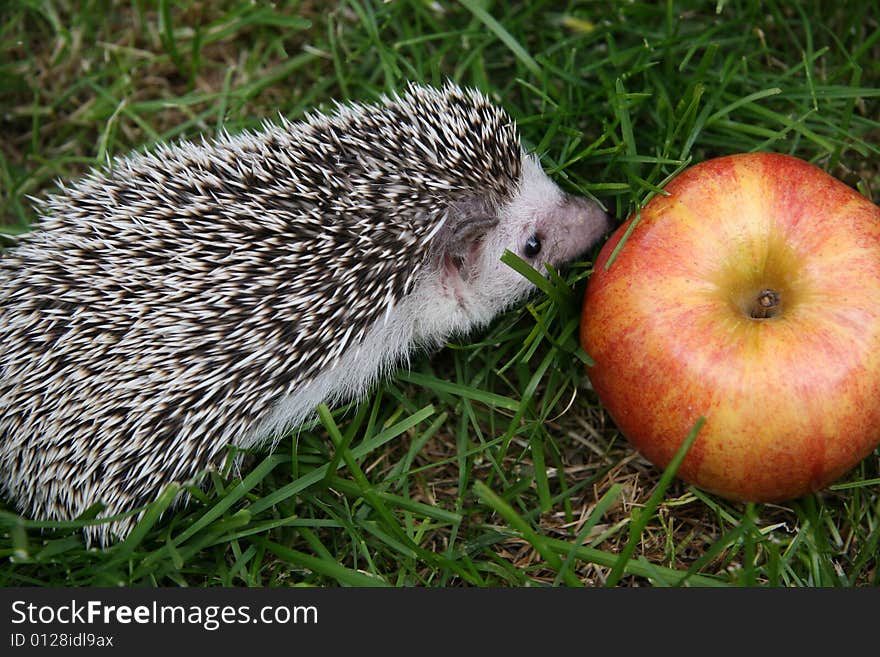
[{"x1": 1, "y1": 0, "x2": 878, "y2": 587}]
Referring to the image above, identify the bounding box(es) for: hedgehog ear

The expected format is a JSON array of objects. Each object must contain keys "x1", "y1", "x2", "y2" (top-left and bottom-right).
[{"x1": 442, "y1": 214, "x2": 499, "y2": 278}]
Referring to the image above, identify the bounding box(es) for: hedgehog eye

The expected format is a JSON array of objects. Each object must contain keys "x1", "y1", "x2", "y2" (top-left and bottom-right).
[{"x1": 523, "y1": 233, "x2": 542, "y2": 258}]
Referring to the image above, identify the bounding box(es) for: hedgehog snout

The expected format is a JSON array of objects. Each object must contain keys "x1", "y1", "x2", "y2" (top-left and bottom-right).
[{"x1": 544, "y1": 193, "x2": 612, "y2": 266}]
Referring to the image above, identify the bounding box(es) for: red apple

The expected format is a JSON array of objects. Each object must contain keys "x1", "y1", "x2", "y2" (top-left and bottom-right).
[{"x1": 580, "y1": 152, "x2": 880, "y2": 502}]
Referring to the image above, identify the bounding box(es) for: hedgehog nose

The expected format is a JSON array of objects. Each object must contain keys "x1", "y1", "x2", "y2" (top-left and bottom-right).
[
  {"x1": 601, "y1": 209, "x2": 614, "y2": 234},
  {"x1": 593, "y1": 205, "x2": 614, "y2": 235}
]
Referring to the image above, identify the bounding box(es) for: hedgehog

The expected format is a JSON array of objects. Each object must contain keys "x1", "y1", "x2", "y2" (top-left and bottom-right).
[{"x1": 0, "y1": 81, "x2": 609, "y2": 544}]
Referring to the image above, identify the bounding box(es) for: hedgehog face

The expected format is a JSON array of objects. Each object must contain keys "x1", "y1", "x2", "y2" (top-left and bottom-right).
[
  {"x1": 441, "y1": 154, "x2": 610, "y2": 320},
  {"x1": 504, "y1": 155, "x2": 611, "y2": 269}
]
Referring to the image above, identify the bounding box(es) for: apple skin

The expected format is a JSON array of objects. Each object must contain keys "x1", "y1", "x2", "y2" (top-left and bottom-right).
[{"x1": 580, "y1": 152, "x2": 880, "y2": 502}]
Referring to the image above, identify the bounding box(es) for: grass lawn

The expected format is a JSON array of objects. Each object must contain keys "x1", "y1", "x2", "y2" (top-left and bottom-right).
[{"x1": 0, "y1": 0, "x2": 878, "y2": 586}]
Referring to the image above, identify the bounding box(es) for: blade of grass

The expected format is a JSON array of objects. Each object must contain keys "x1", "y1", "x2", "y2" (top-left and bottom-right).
[
  {"x1": 247, "y1": 404, "x2": 436, "y2": 515},
  {"x1": 474, "y1": 480, "x2": 582, "y2": 587},
  {"x1": 459, "y1": 0, "x2": 541, "y2": 77},
  {"x1": 171, "y1": 453, "x2": 287, "y2": 544},
  {"x1": 552, "y1": 483, "x2": 624, "y2": 586},
  {"x1": 258, "y1": 538, "x2": 389, "y2": 586},
  {"x1": 501, "y1": 250, "x2": 565, "y2": 304},
  {"x1": 606, "y1": 417, "x2": 706, "y2": 586},
  {"x1": 396, "y1": 371, "x2": 519, "y2": 412},
  {"x1": 113, "y1": 483, "x2": 180, "y2": 559}
]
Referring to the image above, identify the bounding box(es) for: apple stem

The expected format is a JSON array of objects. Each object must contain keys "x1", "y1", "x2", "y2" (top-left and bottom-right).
[{"x1": 750, "y1": 289, "x2": 781, "y2": 319}]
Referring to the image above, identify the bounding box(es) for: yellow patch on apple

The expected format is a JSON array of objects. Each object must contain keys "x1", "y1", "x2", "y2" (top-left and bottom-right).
[{"x1": 580, "y1": 152, "x2": 880, "y2": 502}]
